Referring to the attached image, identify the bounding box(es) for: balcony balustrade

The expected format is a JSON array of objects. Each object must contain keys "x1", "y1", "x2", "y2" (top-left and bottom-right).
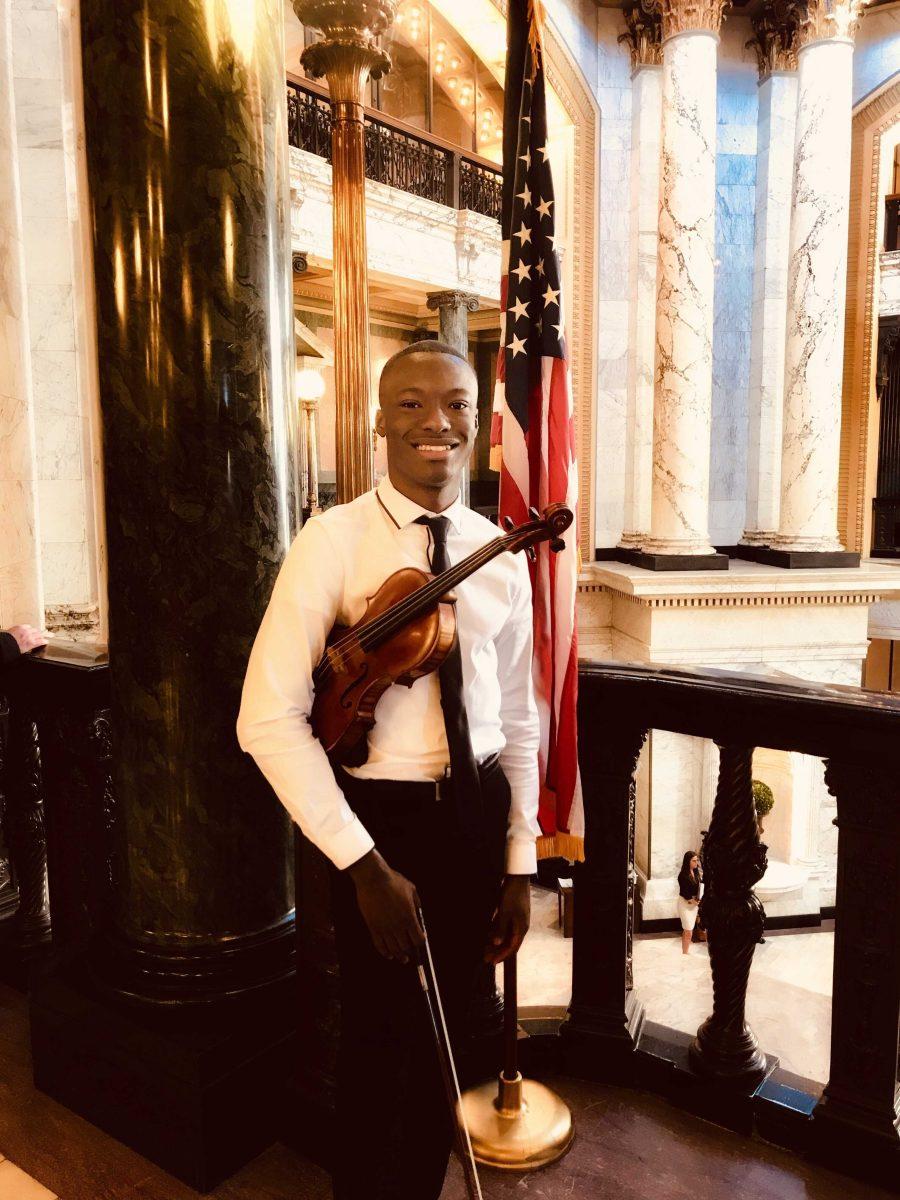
[
  {"x1": 286, "y1": 77, "x2": 503, "y2": 223},
  {"x1": 4, "y1": 649, "x2": 899, "y2": 1190}
]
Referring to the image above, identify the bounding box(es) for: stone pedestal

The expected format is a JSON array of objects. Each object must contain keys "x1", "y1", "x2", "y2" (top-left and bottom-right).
[{"x1": 631, "y1": 1, "x2": 728, "y2": 572}]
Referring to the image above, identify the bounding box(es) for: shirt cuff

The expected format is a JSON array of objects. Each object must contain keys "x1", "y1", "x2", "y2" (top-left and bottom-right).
[
  {"x1": 326, "y1": 816, "x2": 376, "y2": 871},
  {"x1": 505, "y1": 836, "x2": 537, "y2": 877}
]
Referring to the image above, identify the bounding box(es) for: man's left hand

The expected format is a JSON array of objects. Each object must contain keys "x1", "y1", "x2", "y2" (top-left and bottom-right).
[{"x1": 484, "y1": 875, "x2": 531, "y2": 964}]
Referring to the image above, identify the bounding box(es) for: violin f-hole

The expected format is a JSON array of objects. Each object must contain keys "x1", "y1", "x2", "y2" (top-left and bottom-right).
[{"x1": 339, "y1": 663, "x2": 370, "y2": 710}]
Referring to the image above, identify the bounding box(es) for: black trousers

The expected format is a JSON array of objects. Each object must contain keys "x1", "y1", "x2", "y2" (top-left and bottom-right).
[{"x1": 330, "y1": 761, "x2": 510, "y2": 1200}]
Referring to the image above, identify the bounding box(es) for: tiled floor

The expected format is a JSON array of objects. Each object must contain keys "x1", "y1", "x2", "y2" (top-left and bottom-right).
[{"x1": 519, "y1": 885, "x2": 834, "y2": 1085}]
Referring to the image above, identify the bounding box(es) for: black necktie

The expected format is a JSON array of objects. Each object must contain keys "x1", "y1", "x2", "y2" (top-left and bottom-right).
[{"x1": 416, "y1": 516, "x2": 482, "y2": 829}]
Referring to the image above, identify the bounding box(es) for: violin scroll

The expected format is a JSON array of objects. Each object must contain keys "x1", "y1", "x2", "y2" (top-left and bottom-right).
[{"x1": 502, "y1": 502, "x2": 574, "y2": 557}]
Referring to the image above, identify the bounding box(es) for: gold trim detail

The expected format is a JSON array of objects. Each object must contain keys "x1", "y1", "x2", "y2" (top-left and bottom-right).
[
  {"x1": 652, "y1": 0, "x2": 730, "y2": 40},
  {"x1": 795, "y1": 0, "x2": 868, "y2": 48},
  {"x1": 839, "y1": 80, "x2": 900, "y2": 552},
  {"x1": 746, "y1": 0, "x2": 801, "y2": 75},
  {"x1": 619, "y1": 0, "x2": 664, "y2": 67}
]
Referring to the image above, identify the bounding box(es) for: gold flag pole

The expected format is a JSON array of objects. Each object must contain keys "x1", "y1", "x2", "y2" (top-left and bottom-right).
[
  {"x1": 292, "y1": 0, "x2": 398, "y2": 502},
  {"x1": 460, "y1": 954, "x2": 574, "y2": 1170}
]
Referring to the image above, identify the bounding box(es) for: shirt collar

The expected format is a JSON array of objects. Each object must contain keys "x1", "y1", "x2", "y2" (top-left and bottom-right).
[{"x1": 376, "y1": 474, "x2": 464, "y2": 535}]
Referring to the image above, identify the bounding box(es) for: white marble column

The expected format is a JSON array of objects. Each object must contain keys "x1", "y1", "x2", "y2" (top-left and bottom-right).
[
  {"x1": 773, "y1": 0, "x2": 865, "y2": 554},
  {"x1": 640, "y1": 0, "x2": 727, "y2": 561},
  {"x1": 620, "y1": 29, "x2": 663, "y2": 548},
  {"x1": 741, "y1": 34, "x2": 798, "y2": 545}
]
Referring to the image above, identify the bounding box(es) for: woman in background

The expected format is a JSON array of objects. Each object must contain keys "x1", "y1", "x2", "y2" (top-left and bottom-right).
[{"x1": 677, "y1": 850, "x2": 703, "y2": 955}]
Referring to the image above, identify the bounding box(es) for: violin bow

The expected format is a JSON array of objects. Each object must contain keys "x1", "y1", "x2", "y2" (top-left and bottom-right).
[{"x1": 415, "y1": 913, "x2": 484, "y2": 1200}]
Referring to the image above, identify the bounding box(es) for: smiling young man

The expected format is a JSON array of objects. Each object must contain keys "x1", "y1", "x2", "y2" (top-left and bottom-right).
[{"x1": 237, "y1": 341, "x2": 540, "y2": 1200}]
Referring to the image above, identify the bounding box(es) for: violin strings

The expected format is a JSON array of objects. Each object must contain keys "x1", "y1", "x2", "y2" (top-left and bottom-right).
[{"x1": 313, "y1": 531, "x2": 518, "y2": 686}]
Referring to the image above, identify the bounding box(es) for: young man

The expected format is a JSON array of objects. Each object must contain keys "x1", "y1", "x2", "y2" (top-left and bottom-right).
[{"x1": 237, "y1": 341, "x2": 540, "y2": 1199}]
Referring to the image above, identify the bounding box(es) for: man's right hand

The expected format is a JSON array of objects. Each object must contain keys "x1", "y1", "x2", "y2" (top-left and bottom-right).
[{"x1": 347, "y1": 849, "x2": 425, "y2": 964}]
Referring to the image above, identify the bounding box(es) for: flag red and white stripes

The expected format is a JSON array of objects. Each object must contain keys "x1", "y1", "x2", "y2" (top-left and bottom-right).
[{"x1": 491, "y1": 0, "x2": 582, "y2": 853}]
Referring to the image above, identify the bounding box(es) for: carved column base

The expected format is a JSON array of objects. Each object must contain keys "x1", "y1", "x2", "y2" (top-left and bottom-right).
[
  {"x1": 690, "y1": 1012, "x2": 767, "y2": 1084},
  {"x1": 561, "y1": 989, "x2": 645, "y2": 1079}
]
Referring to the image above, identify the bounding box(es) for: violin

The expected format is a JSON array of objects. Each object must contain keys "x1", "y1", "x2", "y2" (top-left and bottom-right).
[{"x1": 310, "y1": 503, "x2": 574, "y2": 766}]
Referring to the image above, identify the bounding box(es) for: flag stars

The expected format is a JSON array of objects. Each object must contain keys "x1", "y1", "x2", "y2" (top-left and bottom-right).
[
  {"x1": 512, "y1": 260, "x2": 531, "y2": 283},
  {"x1": 542, "y1": 283, "x2": 559, "y2": 308},
  {"x1": 510, "y1": 295, "x2": 530, "y2": 321},
  {"x1": 508, "y1": 334, "x2": 527, "y2": 358},
  {"x1": 536, "y1": 197, "x2": 553, "y2": 219},
  {"x1": 517, "y1": 183, "x2": 532, "y2": 209},
  {"x1": 519, "y1": 147, "x2": 531, "y2": 171},
  {"x1": 535, "y1": 258, "x2": 545, "y2": 277},
  {"x1": 537, "y1": 145, "x2": 549, "y2": 160},
  {"x1": 514, "y1": 222, "x2": 532, "y2": 246}
]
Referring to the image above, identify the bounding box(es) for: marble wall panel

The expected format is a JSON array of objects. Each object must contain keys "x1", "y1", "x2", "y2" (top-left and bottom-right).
[
  {"x1": 710, "y1": 16, "x2": 758, "y2": 548},
  {"x1": 593, "y1": 8, "x2": 632, "y2": 548},
  {"x1": 11, "y1": 0, "x2": 101, "y2": 621},
  {"x1": 853, "y1": 5, "x2": 900, "y2": 107},
  {"x1": 0, "y1": 3, "x2": 42, "y2": 627}
]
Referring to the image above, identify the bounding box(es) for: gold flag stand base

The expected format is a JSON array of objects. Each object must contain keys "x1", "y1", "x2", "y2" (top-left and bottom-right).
[
  {"x1": 458, "y1": 955, "x2": 574, "y2": 1171},
  {"x1": 460, "y1": 1069, "x2": 574, "y2": 1170}
]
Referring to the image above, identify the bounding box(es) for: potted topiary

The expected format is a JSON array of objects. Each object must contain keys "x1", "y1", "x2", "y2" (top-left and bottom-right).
[{"x1": 752, "y1": 779, "x2": 775, "y2": 835}]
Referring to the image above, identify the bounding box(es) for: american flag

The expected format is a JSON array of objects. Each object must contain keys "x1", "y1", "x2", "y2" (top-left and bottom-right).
[{"x1": 490, "y1": 0, "x2": 582, "y2": 855}]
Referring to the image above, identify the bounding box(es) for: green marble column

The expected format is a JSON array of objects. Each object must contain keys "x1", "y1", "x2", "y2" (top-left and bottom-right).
[{"x1": 80, "y1": 0, "x2": 297, "y2": 1002}]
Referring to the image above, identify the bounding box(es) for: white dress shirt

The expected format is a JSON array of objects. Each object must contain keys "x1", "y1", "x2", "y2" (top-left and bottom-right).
[{"x1": 237, "y1": 475, "x2": 541, "y2": 875}]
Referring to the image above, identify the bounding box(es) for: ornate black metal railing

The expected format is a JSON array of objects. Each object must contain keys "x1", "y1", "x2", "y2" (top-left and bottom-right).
[
  {"x1": 566, "y1": 662, "x2": 900, "y2": 1190},
  {"x1": 286, "y1": 78, "x2": 502, "y2": 222}
]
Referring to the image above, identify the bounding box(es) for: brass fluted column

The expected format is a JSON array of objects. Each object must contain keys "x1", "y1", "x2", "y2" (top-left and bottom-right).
[{"x1": 293, "y1": 1, "x2": 398, "y2": 501}]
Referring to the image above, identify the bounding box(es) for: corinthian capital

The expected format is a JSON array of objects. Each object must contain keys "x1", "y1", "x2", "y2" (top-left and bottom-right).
[
  {"x1": 293, "y1": 0, "x2": 398, "y2": 92},
  {"x1": 619, "y1": 0, "x2": 663, "y2": 67},
  {"x1": 652, "y1": 0, "x2": 731, "y2": 40},
  {"x1": 746, "y1": 0, "x2": 803, "y2": 74},
  {"x1": 795, "y1": 0, "x2": 869, "y2": 47}
]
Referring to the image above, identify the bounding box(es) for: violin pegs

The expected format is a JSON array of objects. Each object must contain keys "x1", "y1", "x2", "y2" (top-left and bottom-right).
[
  {"x1": 550, "y1": 537, "x2": 565, "y2": 553},
  {"x1": 528, "y1": 506, "x2": 540, "y2": 522},
  {"x1": 503, "y1": 515, "x2": 515, "y2": 531},
  {"x1": 526, "y1": 546, "x2": 536, "y2": 563}
]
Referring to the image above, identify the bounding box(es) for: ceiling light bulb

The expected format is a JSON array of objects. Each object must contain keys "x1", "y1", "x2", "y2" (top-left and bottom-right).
[
  {"x1": 450, "y1": 56, "x2": 460, "y2": 68},
  {"x1": 448, "y1": 76, "x2": 457, "y2": 88}
]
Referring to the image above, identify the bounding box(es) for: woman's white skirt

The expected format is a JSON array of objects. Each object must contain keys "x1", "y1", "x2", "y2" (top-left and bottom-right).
[{"x1": 677, "y1": 896, "x2": 699, "y2": 932}]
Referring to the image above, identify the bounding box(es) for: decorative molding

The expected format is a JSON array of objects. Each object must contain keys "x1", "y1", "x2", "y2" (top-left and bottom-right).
[
  {"x1": 839, "y1": 79, "x2": 900, "y2": 552},
  {"x1": 652, "y1": 0, "x2": 731, "y2": 40},
  {"x1": 746, "y1": 0, "x2": 802, "y2": 75},
  {"x1": 45, "y1": 604, "x2": 101, "y2": 636},
  {"x1": 619, "y1": 0, "x2": 664, "y2": 67},
  {"x1": 577, "y1": 582, "x2": 884, "y2": 608},
  {"x1": 540, "y1": 22, "x2": 600, "y2": 556},
  {"x1": 796, "y1": 0, "x2": 868, "y2": 48}
]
